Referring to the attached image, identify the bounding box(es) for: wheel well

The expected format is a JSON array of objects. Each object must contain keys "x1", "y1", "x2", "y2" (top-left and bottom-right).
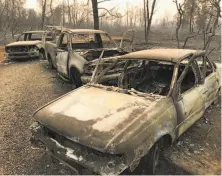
[
  {"x1": 70, "y1": 66, "x2": 81, "y2": 78},
  {"x1": 159, "y1": 134, "x2": 172, "y2": 148},
  {"x1": 39, "y1": 48, "x2": 45, "y2": 53},
  {"x1": 47, "y1": 53, "x2": 51, "y2": 59}
]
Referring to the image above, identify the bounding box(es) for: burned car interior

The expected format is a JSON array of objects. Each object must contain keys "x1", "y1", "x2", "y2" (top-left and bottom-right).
[
  {"x1": 89, "y1": 55, "x2": 207, "y2": 97},
  {"x1": 58, "y1": 32, "x2": 124, "y2": 61},
  {"x1": 90, "y1": 59, "x2": 189, "y2": 96},
  {"x1": 118, "y1": 60, "x2": 174, "y2": 96}
]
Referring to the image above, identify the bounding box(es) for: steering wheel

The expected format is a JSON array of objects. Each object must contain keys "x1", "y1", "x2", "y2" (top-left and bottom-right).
[{"x1": 118, "y1": 67, "x2": 145, "y2": 89}]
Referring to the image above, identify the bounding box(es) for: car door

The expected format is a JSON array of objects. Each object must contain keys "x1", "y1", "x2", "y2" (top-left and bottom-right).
[
  {"x1": 173, "y1": 57, "x2": 206, "y2": 137},
  {"x1": 56, "y1": 33, "x2": 70, "y2": 78},
  {"x1": 43, "y1": 31, "x2": 57, "y2": 66},
  {"x1": 203, "y1": 57, "x2": 220, "y2": 107}
]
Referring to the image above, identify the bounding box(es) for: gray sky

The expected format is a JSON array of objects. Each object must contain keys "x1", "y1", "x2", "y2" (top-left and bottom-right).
[
  {"x1": 98, "y1": 0, "x2": 177, "y2": 21},
  {"x1": 25, "y1": 0, "x2": 177, "y2": 23}
]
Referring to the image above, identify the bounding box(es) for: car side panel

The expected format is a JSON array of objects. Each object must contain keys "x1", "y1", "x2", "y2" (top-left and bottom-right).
[
  {"x1": 56, "y1": 50, "x2": 69, "y2": 77},
  {"x1": 45, "y1": 42, "x2": 57, "y2": 68},
  {"x1": 204, "y1": 72, "x2": 220, "y2": 108},
  {"x1": 175, "y1": 85, "x2": 206, "y2": 137}
]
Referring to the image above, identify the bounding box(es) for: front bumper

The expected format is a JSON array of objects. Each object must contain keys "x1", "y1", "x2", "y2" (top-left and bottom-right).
[
  {"x1": 30, "y1": 122, "x2": 128, "y2": 175},
  {"x1": 5, "y1": 51, "x2": 39, "y2": 60}
]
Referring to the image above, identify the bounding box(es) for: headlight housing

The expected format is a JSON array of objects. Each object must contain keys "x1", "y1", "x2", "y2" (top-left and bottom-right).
[
  {"x1": 5, "y1": 47, "x2": 11, "y2": 53},
  {"x1": 29, "y1": 46, "x2": 38, "y2": 52}
]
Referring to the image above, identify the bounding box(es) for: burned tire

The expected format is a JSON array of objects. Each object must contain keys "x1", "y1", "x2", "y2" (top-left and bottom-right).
[
  {"x1": 133, "y1": 142, "x2": 160, "y2": 175},
  {"x1": 70, "y1": 68, "x2": 82, "y2": 89}
]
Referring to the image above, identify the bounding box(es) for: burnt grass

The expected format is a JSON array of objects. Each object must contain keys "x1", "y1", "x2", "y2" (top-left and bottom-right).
[{"x1": 0, "y1": 60, "x2": 221, "y2": 175}]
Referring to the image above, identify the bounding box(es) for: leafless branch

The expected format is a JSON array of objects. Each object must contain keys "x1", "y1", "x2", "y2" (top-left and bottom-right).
[
  {"x1": 98, "y1": 7, "x2": 122, "y2": 18},
  {"x1": 98, "y1": 0, "x2": 110, "y2": 3}
]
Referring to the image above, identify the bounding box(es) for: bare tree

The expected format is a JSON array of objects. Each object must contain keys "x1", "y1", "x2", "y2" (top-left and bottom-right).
[
  {"x1": 91, "y1": 0, "x2": 99, "y2": 29},
  {"x1": 202, "y1": 0, "x2": 221, "y2": 50},
  {"x1": 41, "y1": 0, "x2": 47, "y2": 29},
  {"x1": 143, "y1": 0, "x2": 157, "y2": 43},
  {"x1": 174, "y1": 0, "x2": 184, "y2": 48}
]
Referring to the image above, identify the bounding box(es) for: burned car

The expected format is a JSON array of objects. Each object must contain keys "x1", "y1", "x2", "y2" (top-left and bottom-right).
[
  {"x1": 44, "y1": 28, "x2": 134, "y2": 87},
  {"x1": 30, "y1": 49, "x2": 221, "y2": 175},
  {"x1": 4, "y1": 30, "x2": 52, "y2": 60}
]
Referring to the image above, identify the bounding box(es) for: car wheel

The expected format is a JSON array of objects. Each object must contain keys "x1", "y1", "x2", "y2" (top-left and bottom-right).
[
  {"x1": 70, "y1": 68, "x2": 82, "y2": 89},
  {"x1": 133, "y1": 142, "x2": 160, "y2": 175}
]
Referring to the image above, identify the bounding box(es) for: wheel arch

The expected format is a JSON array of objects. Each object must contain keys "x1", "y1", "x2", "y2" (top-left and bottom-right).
[{"x1": 69, "y1": 66, "x2": 82, "y2": 79}]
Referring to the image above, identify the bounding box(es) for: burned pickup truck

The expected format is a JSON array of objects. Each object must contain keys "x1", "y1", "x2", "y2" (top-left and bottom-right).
[
  {"x1": 44, "y1": 28, "x2": 134, "y2": 87},
  {"x1": 30, "y1": 49, "x2": 221, "y2": 175},
  {"x1": 4, "y1": 31, "x2": 49, "y2": 60}
]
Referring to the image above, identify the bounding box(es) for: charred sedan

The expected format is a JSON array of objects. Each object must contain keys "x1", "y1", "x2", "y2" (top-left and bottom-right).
[
  {"x1": 5, "y1": 31, "x2": 52, "y2": 60},
  {"x1": 30, "y1": 49, "x2": 220, "y2": 175}
]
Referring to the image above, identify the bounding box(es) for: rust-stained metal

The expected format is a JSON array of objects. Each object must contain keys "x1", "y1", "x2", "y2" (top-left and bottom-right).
[{"x1": 30, "y1": 49, "x2": 221, "y2": 174}]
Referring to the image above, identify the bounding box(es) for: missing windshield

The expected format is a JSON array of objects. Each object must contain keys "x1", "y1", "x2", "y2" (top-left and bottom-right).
[{"x1": 92, "y1": 59, "x2": 175, "y2": 96}]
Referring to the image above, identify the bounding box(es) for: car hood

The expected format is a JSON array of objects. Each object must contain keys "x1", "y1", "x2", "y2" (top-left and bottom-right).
[
  {"x1": 34, "y1": 85, "x2": 162, "y2": 152},
  {"x1": 6, "y1": 40, "x2": 41, "y2": 47}
]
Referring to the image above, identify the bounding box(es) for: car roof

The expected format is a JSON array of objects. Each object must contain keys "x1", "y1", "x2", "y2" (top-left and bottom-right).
[
  {"x1": 46, "y1": 25, "x2": 63, "y2": 29},
  {"x1": 118, "y1": 49, "x2": 205, "y2": 63},
  {"x1": 23, "y1": 31, "x2": 45, "y2": 34},
  {"x1": 66, "y1": 29, "x2": 107, "y2": 34}
]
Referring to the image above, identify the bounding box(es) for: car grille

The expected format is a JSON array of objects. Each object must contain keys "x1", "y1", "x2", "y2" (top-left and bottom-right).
[
  {"x1": 8, "y1": 46, "x2": 29, "y2": 52},
  {"x1": 9, "y1": 53, "x2": 29, "y2": 57}
]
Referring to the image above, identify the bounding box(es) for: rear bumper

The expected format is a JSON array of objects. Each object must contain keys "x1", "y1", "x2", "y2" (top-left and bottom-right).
[{"x1": 30, "y1": 122, "x2": 128, "y2": 175}]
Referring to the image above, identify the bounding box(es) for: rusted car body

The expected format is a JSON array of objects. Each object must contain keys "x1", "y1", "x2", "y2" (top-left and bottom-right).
[
  {"x1": 44, "y1": 28, "x2": 134, "y2": 87},
  {"x1": 30, "y1": 49, "x2": 220, "y2": 174},
  {"x1": 4, "y1": 31, "x2": 48, "y2": 60}
]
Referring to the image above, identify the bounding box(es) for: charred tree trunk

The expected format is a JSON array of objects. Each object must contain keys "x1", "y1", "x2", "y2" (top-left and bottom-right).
[
  {"x1": 144, "y1": 0, "x2": 156, "y2": 43},
  {"x1": 91, "y1": 0, "x2": 99, "y2": 29},
  {"x1": 189, "y1": 1, "x2": 194, "y2": 33},
  {"x1": 41, "y1": 0, "x2": 47, "y2": 29},
  {"x1": 50, "y1": 0, "x2": 54, "y2": 25},
  {"x1": 143, "y1": 0, "x2": 147, "y2": 42},
  {"x1": 174, "y1": 0, "x2": 184, "y2": 48}
]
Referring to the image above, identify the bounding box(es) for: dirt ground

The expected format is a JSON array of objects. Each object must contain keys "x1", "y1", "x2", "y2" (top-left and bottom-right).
[{"x1": 0, "y1": 60, "x2": 221, "y2": 175}]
